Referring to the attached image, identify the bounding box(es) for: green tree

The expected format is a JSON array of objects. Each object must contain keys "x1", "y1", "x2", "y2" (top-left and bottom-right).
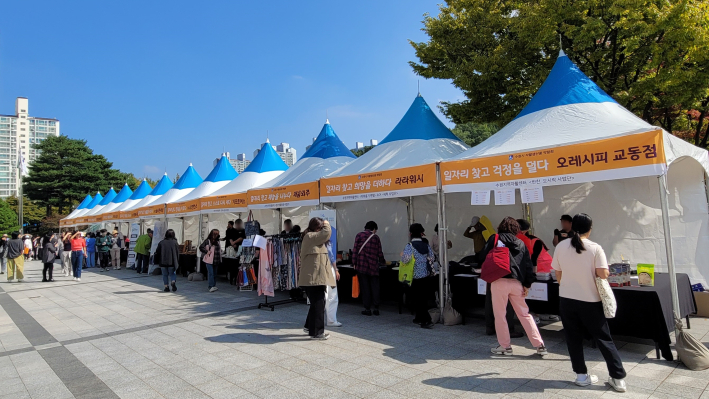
[
  {"x1": 351, "y1": 146, "x2": 376, "y2": 157},
  {"x1": 452, "y1": 122, "x2": 500, "y2": 147},
  {"x1": 23, "y1": 135, "x2": 132, "y2": 215},
  {"x1": 5, "y1": 196, "x2": 46, "y2": 228},
  {"x1": 410, "y1": 0, "x2": 709, "y2": 145},
  {"x1": 0, "y1": 199, "x2": 19, "y2": 234}
]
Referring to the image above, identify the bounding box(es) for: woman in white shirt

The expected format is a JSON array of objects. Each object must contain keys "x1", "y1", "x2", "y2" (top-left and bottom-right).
[{"x1": 552, "y1": 213, "x2": 627, "y2": 393}]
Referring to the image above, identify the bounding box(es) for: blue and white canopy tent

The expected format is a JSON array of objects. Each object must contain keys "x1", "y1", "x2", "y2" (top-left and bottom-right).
[
  {"x1": 109, "y1": 179, "x2": 153, "y2": 216},
  {"x1": 139, "y1": 164, "x2": 203, "y2": 219},
  {"x1": 440, "y1": 50, "x2": 709, "y2": 319},
  {"x1": 123, "y1": 173, "x2": 174, "y2": 212},
  {"x1": 83, "y1": 187, "x2": 117, "y2": 217},
  {"x1": 94, "y1": 183, "x2": 133, "y2": 217},
  {"x1": 249, "y1": 120, "x2": 357, "y2": 235},
  {"x1": 65, "y1": 194, "x2": 92, "y2": 220},
  {"x1": 71, "y1": 192, "x2": 104, "y2": 222},
  {"x1": 324, "y1": 95, "x2": 468, "y2": 260},
  {"x1": 203, "y1": 140, "x2": 289, "y2": 233}
]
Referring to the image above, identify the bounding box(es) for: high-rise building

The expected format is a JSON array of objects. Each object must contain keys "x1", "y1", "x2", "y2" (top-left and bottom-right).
[
  {"x1": 213, "y1": 152, "x2": 251, "y2": 173},
  {"x1": 253, "y1": 140, "x2": 297, "y2": 167},
  {"x1": 305, "y1": 137, "x2": 316, "y2": 152},
  {"x1": 0, "y1": 97, "x2": 60, "y2": 197}
]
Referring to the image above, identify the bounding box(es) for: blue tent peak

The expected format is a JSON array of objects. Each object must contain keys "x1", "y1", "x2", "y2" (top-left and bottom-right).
[
  {"x1": 379, "y1": 95, "x2": 461, "y2": 145},
  {"x1": 86, "y1": 192, "x2": 104, "y2": 209},
  {"x1": 149, "y1": 174, "x2": 174, "y2": 196},
  {"x1": 173, "y1": 164, "x2": 203, "y2": 189},
  {"x1": 98, "y1": 188, "x2": 117, "y2": 206},
  {"x1": 514, "y1": 51, "x2": 617, "y2": 120},
  {"x1": 76, "y1": 195, "x2": 93, "y2": 210},
  {"x1": 128, "y1": 180, "x2": 153, "y2": 200},
  {"x1": 111, "y1": 184, "x2": 133, "y2": 203},
  {"x1": 301, "y1": 121, "x2": 356, "y2": 160},
  {"x1": 205, "y1": 155, "x2": 238, "y2": 182},
  {"x1": 245, "y1": 141, "x2": 289, "y2": 173}
]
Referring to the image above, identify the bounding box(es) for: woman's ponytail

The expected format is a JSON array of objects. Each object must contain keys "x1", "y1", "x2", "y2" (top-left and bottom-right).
[{"x1": 570, "y1": 213, "x2": 593, "y2": 254}]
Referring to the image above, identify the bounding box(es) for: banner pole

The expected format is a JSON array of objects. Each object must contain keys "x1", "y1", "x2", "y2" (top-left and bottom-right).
[{"x1": 658, "y1": 174, "x2": 681, "y2": 338}]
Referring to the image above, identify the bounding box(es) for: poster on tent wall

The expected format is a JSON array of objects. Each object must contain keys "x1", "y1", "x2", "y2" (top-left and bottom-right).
[
  {"x1": 201, "y1": 193, "x2": 248, "y2": 213},
  {"x1": 166, "y1": 199, "x2": 200, "y2": 217},
  {"x1": 441, "y1": 129, "x2": 666, "y2": 192},
  {"x1": 248, "y1": 181, "x2": 320, "y2": 209},
  {"x1": 320, "y1": 164, "x2": 437, "y2": 203},
  {"x1": 148, "y1": 221, "x2": 166, "y2": 273},
  {"x1": 127, "y1": 223, "x2": 140, "y2": 268},
  {"x1": 310, "y1": 209, "x2": 337, "y2": 265}
]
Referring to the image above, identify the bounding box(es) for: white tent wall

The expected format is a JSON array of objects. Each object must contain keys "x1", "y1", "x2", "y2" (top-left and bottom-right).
[
  {"x1": 183, "y1": 216, "x2": 200, "y2": 244},
  {"x1": 281, "y1": 206, "x2": 319, "y2": 232},
  {"x1": 529, "y1": 159, "x2": 709, "y2": 286},
  {"x1": 206, "y1": 212, "x2": 239, "y2": 233},
  {"x1": 249, "y1": 209, "x2": 280, "y2": 236},
  {"x1": 336, "y1": 199, "x2": 409, "y2": 260},
  {"x1": 439, "y1": 192, "x2": 525, "y2": 261}
]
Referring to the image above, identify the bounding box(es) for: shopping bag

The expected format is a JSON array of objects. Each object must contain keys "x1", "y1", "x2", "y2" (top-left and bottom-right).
[
  {"x1": 595, "y1": 277, "x2": 617, "y2": 318},
  {"x1": 352, "y1": 275, "x2": 360, "y2": 298},
  {"x1": 480, "y1": 235, "x2": 512, "y2": 283},
  {"x1": 399, "y1": 246, "x2": 415, "y2": 286}
]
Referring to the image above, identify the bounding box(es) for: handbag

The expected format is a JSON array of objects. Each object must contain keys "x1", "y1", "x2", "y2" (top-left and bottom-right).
[
  {"x1": 352, "y1": 275, "x2": 360, "y2": 298},
  {"x1": 480, "y1": 235, "x2": 512, "y2": 283},
  {"x1": 398, "y1": 244, "x2": 415, "y2": 286},
  {"x1": 595, "y1": 277, "x2": 617, "y2": 318}
]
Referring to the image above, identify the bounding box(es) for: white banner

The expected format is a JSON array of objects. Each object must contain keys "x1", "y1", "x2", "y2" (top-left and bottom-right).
[
  {"x1": 148, "y1": 221, "x2": 166, "y2": 273},
  {"x1": 127, "y1": 223, "x2": 140, "y2": 268}
]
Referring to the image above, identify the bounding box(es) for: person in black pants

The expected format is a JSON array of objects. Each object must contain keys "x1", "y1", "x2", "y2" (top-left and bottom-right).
[
  {"x1": 401, "y1": 224, "x2": 437, "y2": 329},
  {"x1": 298, "y1": 218, "x2": 335, "y2": 340},
  {"x1": 42, "y1": 233, "x2": 58, "y2": 282},
  {"x1": 352, "y1": 221, "x2": 385, "y2": 316},
  {"x1": 303, "y1": 285, "x2": 327, "y2": 336}
]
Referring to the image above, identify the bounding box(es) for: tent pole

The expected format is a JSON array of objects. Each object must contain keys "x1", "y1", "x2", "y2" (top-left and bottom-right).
[
  {"x1": 658, "y1": 175, "x2": 681, "y2": 337},
  {"x1": 436, "y1": 164, "x2": 446, "y2": 316},
  {"x1": 196, "y1": 214, "x2": 203, "y2": 273},
  {"x1": 408, "y1": 196, "x2": 414, "y2": 227}
]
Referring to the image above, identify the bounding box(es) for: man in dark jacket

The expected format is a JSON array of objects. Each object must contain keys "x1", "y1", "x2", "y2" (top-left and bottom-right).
[
  {"x1": 96, "y1": 230, "x2": 112, "y2": 272},
  {"x1": 479, "y1": 229, "x2": 533, "y2": 338},
  {"x1": 6, "y1": 232, "x2": 26, "y2": 282}
]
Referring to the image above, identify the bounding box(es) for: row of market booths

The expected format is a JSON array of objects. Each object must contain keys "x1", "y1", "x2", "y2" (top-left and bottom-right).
[{"x1": 61, "y1": 52, "x2": 709, "y2": 339}]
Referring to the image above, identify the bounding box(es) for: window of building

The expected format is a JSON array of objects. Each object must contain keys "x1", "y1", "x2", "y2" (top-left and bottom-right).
[
  {"x1": 20, "y1": 122, "x2": 25, "y2": 125},
  {"x1": 20, "y1": 115, "x2": 25, "y2": 119},
  {"x1": 20, "y1": 128, "x2": 25, "y2": 131}
]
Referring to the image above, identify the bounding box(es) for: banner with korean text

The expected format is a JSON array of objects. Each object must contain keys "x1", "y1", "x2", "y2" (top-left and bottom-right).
[
  {"x1": 248, "y1": 181, "x2": 319, "y2": 209},
  {"x1": 441, "y1": 130, "x2": 666, "y2": 193},
  {"x1": 119, "y1": 209, "x2": 140, "y2": 221},
  {"x1": 136, "y1": 203, "x2": 166, "y2": 219},
  {"x1": 320, "y1": 164, "x2": 437, "y2": 203},
  {"x1": 166, "y1": 199, "x2": 201, "y2": 217},
  {"x1": 200, "y1": 193, "x2": 248, "y2": 214},
  {"x1": 101, "y1": 212, "x2": 120, "y2": 222}
]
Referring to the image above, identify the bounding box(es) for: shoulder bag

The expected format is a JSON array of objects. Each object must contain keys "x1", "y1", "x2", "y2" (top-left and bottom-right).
[
  {"x1": 595, "y1": 277, "x2": 617, "y2": 318},
  {"x1": 480, "y1": 235, "x2": 512, "y2": 283}
]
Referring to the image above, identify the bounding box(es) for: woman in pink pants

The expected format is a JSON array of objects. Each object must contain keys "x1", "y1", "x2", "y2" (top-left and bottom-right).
[{"x1": 480, "y1": 217, "x2": 547, "y2": 356}]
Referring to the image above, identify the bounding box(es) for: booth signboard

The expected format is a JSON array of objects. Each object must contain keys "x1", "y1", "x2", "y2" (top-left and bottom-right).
[
  {"x1": 87, "y1": 215, "x2": 102, "y2": 224},
  {"x1": 120, "y1": 209, "x2": 139, "y2": 220},
  {"x1": 59, "y1": 219, "x2": 69, "y2": 227},
  {"x1": 200, "y1": 193, "x2": 248, "y2": 213},
  {"x1": 319, "y1": 164, "x2": 437, "y2": 203},
  {"x1": 441, "y1": 129, "x2": 666, "y2": 192},
  {"x1": 136, "y1": 203, "x2": 166, "y2": 219},
  {"x1": 101, "y1": 211, "x2": 120, "y2": 222},
  {"x1": 127, "y1": 222, "x2": 140, "y2": 268},
  {"x1": 166, "y1": 199, "x2": 201, "y2": 217},
  {"x1": 247, "y1": 181, "x2": 319, "y2": 209}
]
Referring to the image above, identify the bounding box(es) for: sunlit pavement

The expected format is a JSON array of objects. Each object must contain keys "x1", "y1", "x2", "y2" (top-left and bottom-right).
[{"x1": 1, "y1": 260, "x2": 709, "y2": 399}]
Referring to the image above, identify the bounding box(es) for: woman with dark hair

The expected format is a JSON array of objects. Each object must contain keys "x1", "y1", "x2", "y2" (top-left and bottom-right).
[
  {"x1": 352, "y1": 220, "x2": 385, "y2": 316},
  {"x1": 480, "y1": 217, "x2": 546, "y2": 356},
  {"x1": 299, "y1": 217, "x2": 336, "y2": 340},
  {"x1": 552, "y1": 213, "x2": 626, "y2": 392},
  {"x1": 199, "y1": 229, "x2": 222, "y2": 292},
  {"x1": 85, "y1": 232, "x2": 96, "y2": 268},
  {"x1": 42, "y1": 233, "x2": 57, "y2": 282},
  {"x1": 155, "y1": 229, "x2": 180, "y2": 292},
  {"x1": 0, "y1": 234, "x2": 8, "y2": 275},
  {"x1": 401, "y1": 223, "x2": 437, "y2": 329}
]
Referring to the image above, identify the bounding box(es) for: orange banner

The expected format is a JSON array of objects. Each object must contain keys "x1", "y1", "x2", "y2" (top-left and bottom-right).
[
  {"x1": 136, "y1": 203, "x2": 165, "y2": 218},
  {"x1": 200, "y1": 193, "x2": 248, "y2": 212},
  {"x1": 86, "y1": 215, "x2": 102, "y2": 224},
  {"x1": 247, "y1": 181, "x2": 320, "y2": 209},
  {"x1": 319, "y1": 164, "x2": 438, "y2": 202},
  {"x1": 441, "y1": 130, "x2": 666, "y2": 191},
  {"x1": 101, "y1": 212, "x2": 120, "y2": 222},
  {"x1": 119, "y1": 209, "x2": 140, "y2": 220},
  {"x1": 166, "y1": 199, "x2": 201, "y2": 216}
]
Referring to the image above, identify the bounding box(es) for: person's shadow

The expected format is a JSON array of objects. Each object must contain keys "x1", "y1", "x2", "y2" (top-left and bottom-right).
[{"x1": 422, "y1": 373, "x2": 599, "y2": 395}]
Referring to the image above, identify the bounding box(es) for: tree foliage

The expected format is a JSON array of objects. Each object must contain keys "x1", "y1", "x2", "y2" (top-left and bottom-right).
[
  {"x1": 452, "y1": 122, "x2": 500, "y2": 147},
  {"x1": 0, "y1": 199, "x2": 19, "y2": 234},
  {"x1": 351, "y1": 146, "x2": 376, "y2": 157},
  {"x1": 410, "y1": 0, "x2": 709, "y2": 146},
  {"x1": 5, "y1": 196, "x2": 46, "y2": 228},
  {"x1": 23, "y1": 136, "x2": 132, "y2": 214}
]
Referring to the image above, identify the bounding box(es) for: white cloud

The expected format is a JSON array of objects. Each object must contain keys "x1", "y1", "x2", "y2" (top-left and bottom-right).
[{"x1": 143, "y1": 165, "x2": 162, "y2": 176}]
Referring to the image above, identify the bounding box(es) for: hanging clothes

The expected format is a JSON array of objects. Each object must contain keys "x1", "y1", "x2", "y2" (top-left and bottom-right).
[{"x1": 258, "y1": 240, "x2": 274, "y2": 297}]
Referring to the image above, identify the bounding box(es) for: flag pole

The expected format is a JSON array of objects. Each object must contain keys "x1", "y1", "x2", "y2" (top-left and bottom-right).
[{"x1": 18, "y1": 176, "x2": 23, "y2": 234}]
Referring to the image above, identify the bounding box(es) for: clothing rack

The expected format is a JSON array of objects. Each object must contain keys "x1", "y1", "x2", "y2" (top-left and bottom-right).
[{"x1": 257, "y1": 234, "x2": 303, "y2": 311}]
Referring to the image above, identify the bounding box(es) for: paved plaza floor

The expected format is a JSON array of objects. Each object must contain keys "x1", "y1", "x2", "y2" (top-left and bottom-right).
[{"x1": 1, "y1": 260, "x2": 709, "y2": 399}]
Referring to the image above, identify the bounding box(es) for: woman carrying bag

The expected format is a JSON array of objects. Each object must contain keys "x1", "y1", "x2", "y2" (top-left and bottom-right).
[
  {"x1": 552, "y1": 213, "x2": 627, "y2": 392},
  {"x1": 299, "y1": 217, "x2": 335, "y2": 340},
  {"x1": 199, "y1": 229, "x2": 222, "y2": 292},
  {"x1": 401, "y1": 223, "x2": 437, "y2": 329},
  {"x1": 155, "y1": 229, "x2": 179, "y2": 293}
]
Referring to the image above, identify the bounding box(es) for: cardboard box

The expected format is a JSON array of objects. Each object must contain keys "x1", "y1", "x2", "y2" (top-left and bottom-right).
[{"x1": 693, "y1": 291, "x2": 709, "y2": 318}]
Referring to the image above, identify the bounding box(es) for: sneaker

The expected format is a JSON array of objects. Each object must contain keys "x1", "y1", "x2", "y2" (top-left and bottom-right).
[
  {"x1": 73, "y1": 277, "x2": 77, "y2": 281},
  {"x1": 327, "y1": 322, "x2": 343, "y2": 327},
  {"x1": 0, "y1": 272, "x2": 4, "y2": 274},
  {"x1": 540, "y1": 314, "x2": 560, "y2": 321},
  {"x1": 171, "y1": 282, "x2": 177, "y2": 292},
  {"x1": 373, "y1": 310, "x2": 380, "y2": 316},
  {"x1": 303, "y1": 328, "x2": 309, "y2": 334},
  {"x1": 49, "y1": 279, "x2": 54, "y2": 282},
  {"x1": 17, "y1": 279, "x2": 23, "y2": 283},
  {"x1": 491, "y1": 346, "x2": 513, "y2": 355},
  {"x1": 209, "y1": 287, "x2": 218, "y2": 292},
  {"x1": 608, "y1": 378, "x2": 627, "y2": 393},
  {"x1": 116, "y1": 267, "x2": 121, "y2": 270},
  {"x1": 164, "y1": 287, "x2": 170, "y2": 292},
  {"x1": 536, "y1": 345, "x2": 548, "y2": 356},
  {"x1": 42, "y1": 279, "x2": 48, "y2": 282},
  {"x1": 533, "y1": 316, "x2": 541, "y2": 325},
  {"x1": 76, "y1": 278, "x2": 80, "y2": 282},
  {"x1": 100, "y1": 269, "x2": 105, "y2": 272},
  {"x1": 574, "y1": 374, "x2": 598, "y2": 387},
  {"x1": 361, "y1": 310, "x2": 372, "y2": 316},
  {"x1": 311, "y1": 333, "x2": 330, "y2": 340},
  {"x1": 420, "y1": 321, "x2": 434, "y2": 329}
]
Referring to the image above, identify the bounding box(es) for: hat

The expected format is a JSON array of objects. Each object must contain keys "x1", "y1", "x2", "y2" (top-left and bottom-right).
[{"x1": 471, "y1": 216, "x2": 481, "y2": 226}]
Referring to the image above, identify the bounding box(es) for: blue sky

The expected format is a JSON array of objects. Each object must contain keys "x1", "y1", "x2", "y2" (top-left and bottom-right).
[{"x1": 0, "y1": 1, "x2": 463, "y2": 180}]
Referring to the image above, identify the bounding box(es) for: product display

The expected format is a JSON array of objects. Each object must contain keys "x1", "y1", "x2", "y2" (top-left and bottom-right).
[{"x1": 637, "y1": 263, "x2": 655, "y2": 286}]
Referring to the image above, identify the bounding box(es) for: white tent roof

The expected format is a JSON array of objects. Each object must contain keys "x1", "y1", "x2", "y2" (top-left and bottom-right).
[
  {"x1": 328, "y1": 95, "x2": 468, "y2": 177},
  {"x1": 65, "y1": 194, "x2": 93, "y2": 219},
  {"x1": 93, "y1": 184, "x2": 133, "y2": 215},
  {"x1": 210, "y1": 141, "x2": 289, "y2": 196},
  {"x1": 174, "y1": 155, "x2": 238, "y2": 203},
  {"x1": 454, "y1": 51, "x2": 709, "y2": 173},
  {"x1": 110, "y1": 180, "x2": 153, "y2": 213},
  {"x1": 83, "y1": 187, "x2": 117, "y2": 216},
  {"x1": 149, "y1": 164, "x2": 203, "y2": 207},
  {"x1": 261, "y1": 120, "x2": 356, "y2": 187},
  {"x1": 122, "y1": 174, "x2": 174, "y2": 211}
]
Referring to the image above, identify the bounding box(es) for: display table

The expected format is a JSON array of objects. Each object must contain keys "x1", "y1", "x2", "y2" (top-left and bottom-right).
[
  {"x1": 450, "y1": 271, "x2": 695, "y2": 361},
  {"x1": 337, "y1": 263, "x2": 404, "y2": 307},
  {"x1": 177, "y1": 253, "x2": 197, "y2": 277}
]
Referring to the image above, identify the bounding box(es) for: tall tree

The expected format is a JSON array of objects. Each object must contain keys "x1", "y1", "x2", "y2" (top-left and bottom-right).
[
  {"x1": 410, "y1": 0, "x2": 709, "y2": 145},
  {"x1": 452, "y1": 122, "x2": 500, "y2": 147},
  {"x1": 0, "y1": 199, "x2": 19, "y2": 234},
  {"x1": 5, "y1": 196, "x2": 45, "y2": 228},
  {"x1": 23, "y1": 136, "x2": 132, "y2": 214}
]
